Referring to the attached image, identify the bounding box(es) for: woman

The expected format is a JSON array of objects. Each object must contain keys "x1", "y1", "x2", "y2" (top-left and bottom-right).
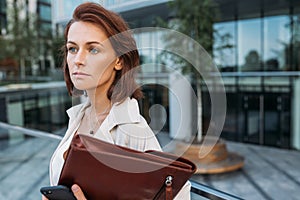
[{"x1": 44, "y1": 2, "x2": 191, "y2": 199}]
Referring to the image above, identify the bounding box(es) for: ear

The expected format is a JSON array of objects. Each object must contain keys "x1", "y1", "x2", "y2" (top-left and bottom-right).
[{"x1": 114, "y1": 58, "x2": 122, "y2": 70}]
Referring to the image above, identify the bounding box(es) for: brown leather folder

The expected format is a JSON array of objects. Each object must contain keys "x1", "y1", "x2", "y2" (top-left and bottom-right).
[{"x1": 58, "y1": 134, "x2": 196, "y2": 200}]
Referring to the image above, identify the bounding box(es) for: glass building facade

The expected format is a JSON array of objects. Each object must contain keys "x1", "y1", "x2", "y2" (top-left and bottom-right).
[
  {"x1": 0, "y1": 0, "x2": 52, "y2": 36},
  {"x1": 37, "y1": 0, "x2": 52, "y2": 37},
  {"x1": 0, "y1": 0, "x2": 6, "y2": 35},
  {"x1": 104, "y1": 0, "x2": 300, "y2": 150},
  {"x1": 213, "y1": 0, "x2": 298, "y2": 72},
  {"x1": 52, "y1": 0, "x2": 100, "y2": 35},
  {"x1": 0, "y1": 0, "x2": 53, "y2": 76}
]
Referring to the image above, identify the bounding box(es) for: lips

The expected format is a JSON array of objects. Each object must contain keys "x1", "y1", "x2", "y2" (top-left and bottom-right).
[{"x1": 72, "y1": 71, "x2": 90, "y2": 76}]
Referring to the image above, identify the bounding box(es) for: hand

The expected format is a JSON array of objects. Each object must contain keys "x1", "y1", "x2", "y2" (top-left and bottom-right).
[
  {"x1": 71, "y1": 184, "x2": 87, "y2": 200},
  {"x1": 42, "y1": 195, "x2": 48, "y2": 200}
]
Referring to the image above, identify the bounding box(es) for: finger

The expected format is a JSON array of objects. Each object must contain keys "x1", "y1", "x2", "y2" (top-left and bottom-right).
[
  {"x1": 42, "y1": 195, "x2": 48, "y2": 200},
  {"x1": 71, "y1": 184, "x2": 87, "y2": 200}
]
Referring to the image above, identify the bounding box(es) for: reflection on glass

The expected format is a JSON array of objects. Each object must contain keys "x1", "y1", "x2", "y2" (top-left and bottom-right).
[
  {"x1": 40, "y1": 5, "x2": 51, "y2": 21},
  {"x1": 292, "y1": 14, "x2": 300, "y2": 71},
  {"x1": 137, "y1": 32, "x2": 153, "y2": 73},
  {"x1": 238, "y1": 18, "x2": 261, "y2": 71},
  {"x1": 0, "y1": 0, "x2": 6, "y2": 34},
  {"x1": 39, "y1": 0, "x2": 52, "y2": 3},
  {"x1": 0, "y1": 0, "x2": 6, "y2": 13},
  {"x1": 52, "y1": 0, "x2": 99, "y2": 20},
  {"x1": 213, "y1": 21, "x2": 236, "y2": 72},
  {"x1": 135, "y1": 30, "x2": 167, "y2": 73},
  {"x1": 213, "y1": 15, "x2": 292, "y2": 72},
  {"x1": 264, "y1": 16, "x2": 290, "y2": 71}
]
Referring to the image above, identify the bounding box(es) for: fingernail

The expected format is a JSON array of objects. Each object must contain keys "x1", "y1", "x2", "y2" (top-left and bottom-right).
[{"x1": 72, "y1": 185, "x2": 79, "y2": 192}]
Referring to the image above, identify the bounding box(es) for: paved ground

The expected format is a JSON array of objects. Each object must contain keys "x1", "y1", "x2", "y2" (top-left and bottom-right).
[
  {"x1": 0, "y1": 132, "x2": 300, "y2": 200},
  {"x1": 0, "y1": 137, "x2": 58, "y2": 200}
]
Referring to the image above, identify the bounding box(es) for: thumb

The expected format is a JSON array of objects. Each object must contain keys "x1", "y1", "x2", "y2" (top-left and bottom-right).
[
  {"x1": 71, "y1": 184, "x2": 87, "y2": 200},
  {"x1": 42, "y1": 195, "x2": 48, "y2": 200}
]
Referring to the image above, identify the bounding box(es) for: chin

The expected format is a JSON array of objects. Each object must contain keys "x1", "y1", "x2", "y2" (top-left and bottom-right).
[
  {"x1": 72, "y1": 81, "x2": 90, "y2": 90},
  {"x1": 72, "y1": 84, "x2": 87, "y2": 91}
]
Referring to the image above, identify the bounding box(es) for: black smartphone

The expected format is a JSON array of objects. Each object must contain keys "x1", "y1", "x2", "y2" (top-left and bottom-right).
[{"x1": 40, "y1": 185, "x2": 76, "y2": 200}]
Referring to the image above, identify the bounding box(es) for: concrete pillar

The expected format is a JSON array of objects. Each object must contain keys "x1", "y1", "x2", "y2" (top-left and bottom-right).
[
  {"x1": 292, "y1": 78, "x2": 300, "y2": 150},
  {"x1": 7, "y1": 101, "x2": 25, "y2": 144},
  {"x1": 169, "y1": 72, "x2": 193, "y2": 140}
]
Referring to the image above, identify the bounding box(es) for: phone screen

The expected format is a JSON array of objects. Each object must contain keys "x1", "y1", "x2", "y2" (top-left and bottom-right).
[{"x1": 40, "y1": 185, "x2": 76, "y2": 200}]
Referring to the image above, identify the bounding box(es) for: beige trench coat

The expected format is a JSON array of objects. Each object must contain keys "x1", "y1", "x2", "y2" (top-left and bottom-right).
[{"x1": 49, "y1": 97, "x2": 191, "y2": 199}]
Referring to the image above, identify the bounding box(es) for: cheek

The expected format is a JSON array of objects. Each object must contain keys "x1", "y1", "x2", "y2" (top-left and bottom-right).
[
  {"x1": 95, "y1": 62, "x2": 116, "y2": 82},
  {"x1": 68, "y1": 66, "x2": 74, "y2": 80},
  {"x1": 97, "y1": 54, "x2": 113, "y2": 66},
  {"x1": 67, "y1": 55, "x2": 73, "y2": 68},
  {"x1": 94, "y1": 66, "x2": 110, "y2": 81},
  {"x1": 67, "y1": 55, "x2": 77, "y2": 78},
  {"x1": 93, "y1": 57, "x2": 114, "y2": 74}
]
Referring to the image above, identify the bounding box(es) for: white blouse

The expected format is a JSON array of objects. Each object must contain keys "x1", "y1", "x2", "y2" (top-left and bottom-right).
[{"x1": 49, "y1": 97, "x2": 191, "y2": 199}]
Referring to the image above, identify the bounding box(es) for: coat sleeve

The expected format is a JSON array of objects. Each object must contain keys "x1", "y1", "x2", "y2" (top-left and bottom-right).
[{"x1": 115, "y1": 116, "x2": 162, "y2": 152}]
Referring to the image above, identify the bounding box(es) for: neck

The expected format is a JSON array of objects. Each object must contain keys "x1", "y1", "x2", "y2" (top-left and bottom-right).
[{"x1": 86, "y1": 88, "x2": 111, "y2": 115}]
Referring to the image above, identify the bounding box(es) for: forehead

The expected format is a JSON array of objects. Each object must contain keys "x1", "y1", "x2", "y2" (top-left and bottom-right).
[{"x1": 67, "y1": 21, "x2": 108, "y2": 42}]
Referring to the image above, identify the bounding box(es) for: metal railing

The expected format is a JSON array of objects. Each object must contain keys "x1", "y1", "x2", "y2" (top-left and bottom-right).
[
  {"x1": 0, "y1": 121, "x2": 62, "y2": 141},
  {"x1": 190, "y1": 180, "x2": 244, "y2": 200},
  {"x1": 219, "y1": 71, "x2": 300, "y2": 77},
  {"x1": 0, "y1": 121, "x2": 243, "y2": 200}
]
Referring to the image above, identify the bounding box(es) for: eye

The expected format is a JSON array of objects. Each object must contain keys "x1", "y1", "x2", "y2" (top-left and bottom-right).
[
  {"x1": 89, "y1": 47, "x2": 100, "y2": 54},
  {"x1": 67, "y1": 46, "x2": 77, "y2": 54}
]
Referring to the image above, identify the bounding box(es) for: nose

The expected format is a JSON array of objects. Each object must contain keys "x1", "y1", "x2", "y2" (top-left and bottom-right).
[{"x1": 74, "y1": 50, "x2": 86, "y2": 67}]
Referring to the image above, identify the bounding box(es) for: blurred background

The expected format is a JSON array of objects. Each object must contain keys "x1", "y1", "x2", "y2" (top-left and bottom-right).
[{"x1": 0, "y1": 0, "x2": 300, "y2": 199}]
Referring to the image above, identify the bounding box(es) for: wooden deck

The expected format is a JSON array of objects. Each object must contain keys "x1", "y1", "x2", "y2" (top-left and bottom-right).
[
  {"x1": 190, "y1": 141, "x2": 300, "y2": 200},
  {"x1": 158, "y1": 134, "x2": 300, "y2": 200},
  {"x1": 0, "y1": 133, "x2": 300, "y2": 200}
]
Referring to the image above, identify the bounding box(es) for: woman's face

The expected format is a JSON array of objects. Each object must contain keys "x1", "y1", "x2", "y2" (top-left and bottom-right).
[{"x1": 66, "y1": 21, "x2": 121, "y2": 93}]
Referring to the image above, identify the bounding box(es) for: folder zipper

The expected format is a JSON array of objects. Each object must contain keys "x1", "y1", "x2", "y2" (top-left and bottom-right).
[
  {"x1": 165, "y1": 176, "x2": 173, "y2": 200},
  {"x1": 154, "y1": 175, "x2": 173, "y2": 200}
]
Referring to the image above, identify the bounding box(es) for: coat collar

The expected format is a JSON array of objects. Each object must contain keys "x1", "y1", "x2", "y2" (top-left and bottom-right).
[
  {"x1": 66, "y1": 97, "x2": 141, "y2": 131},
  {"x1": 107, "y1": 97, "x2": 140, "y2": 130}
]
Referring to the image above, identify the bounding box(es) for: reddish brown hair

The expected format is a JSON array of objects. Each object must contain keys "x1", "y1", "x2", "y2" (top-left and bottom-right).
[{"x1": 63, "y1": 2, "x2": 143, "y2": 102}]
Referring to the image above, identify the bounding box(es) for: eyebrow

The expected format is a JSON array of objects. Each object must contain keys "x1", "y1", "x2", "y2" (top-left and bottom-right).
[{"x1": 67, "y1": 41, "x2": 104, "y2": 47}]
